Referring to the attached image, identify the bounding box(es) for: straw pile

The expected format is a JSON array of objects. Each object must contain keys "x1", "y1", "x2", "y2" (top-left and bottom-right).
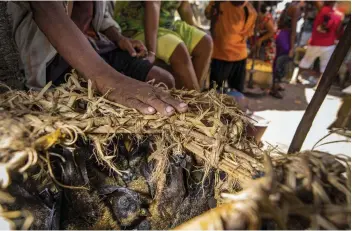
[
  {"x1": 1, "y1": 72, "x2": 350, "y2": 230},
  {"x1": 0, "y1": 72, "x2": 263, "y2": 229},
  {"x1": 175, "y1": 151, "x2": 351, "y2": 230}
]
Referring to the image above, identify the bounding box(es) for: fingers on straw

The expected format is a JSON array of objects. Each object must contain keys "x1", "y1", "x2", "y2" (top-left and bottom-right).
[
  {"x1": 125, "y1": 98, "x2": 156, "y2": 115},
  {"x1": 157, "y1": 91, "x2": 188, "y2": 113},
  {"x1": 144, "y1": 95, "x2": 175, "y2": 116}
]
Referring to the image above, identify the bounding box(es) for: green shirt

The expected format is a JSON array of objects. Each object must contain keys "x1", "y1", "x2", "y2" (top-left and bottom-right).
[{"x1": 114, "y1": 1, "x2": 181, "y2": 37}]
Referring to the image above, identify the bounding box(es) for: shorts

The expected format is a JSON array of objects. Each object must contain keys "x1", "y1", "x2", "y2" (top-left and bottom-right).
[
  {"x1": 299, "y1": 45, "x2": 336, "y2": 73},
  {"x1": 210, "y1": 58, "x2": 247, "y2": 92},
  {"x1": 47, "y1": 48, "x2": 153, "y2": 85},
  {"x1": 133, "y1": 20, "x2": 206, "y2": 64}
]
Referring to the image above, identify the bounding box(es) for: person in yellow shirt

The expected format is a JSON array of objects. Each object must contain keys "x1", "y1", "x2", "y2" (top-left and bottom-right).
[
  {"x1": 205, "y1": 1, "x2": 257, "y2": 93},
  {"x1": 115, "y1": 1, "x2": 213, "y2": 91}
]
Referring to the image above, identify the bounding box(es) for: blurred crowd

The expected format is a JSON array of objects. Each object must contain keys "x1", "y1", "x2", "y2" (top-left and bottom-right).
[{"x1": 5, "y1": 1, "x2": 351, "y2": 115}]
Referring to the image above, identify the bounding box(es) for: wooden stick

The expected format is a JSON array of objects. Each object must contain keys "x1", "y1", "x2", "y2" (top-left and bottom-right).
[{"x1": 288, "y1": 21, "x2": 351, "y2": 154}]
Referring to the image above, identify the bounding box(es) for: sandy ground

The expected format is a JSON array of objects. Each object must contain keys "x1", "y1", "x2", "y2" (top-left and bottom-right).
[{"x1": 247, "y1": 83, "x2": 351, "y2": 156}]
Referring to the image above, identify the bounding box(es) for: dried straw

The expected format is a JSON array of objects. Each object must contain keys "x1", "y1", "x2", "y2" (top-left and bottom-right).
[
  {"x1": 3, "y1": 71, "x2": 348, "y2": 230},
  {"x1": 174, "y1": 151, "x2": 351, "y2": 230},
  {"x1": 0, "y1": 71, "x2": 261, "y2": 229}
]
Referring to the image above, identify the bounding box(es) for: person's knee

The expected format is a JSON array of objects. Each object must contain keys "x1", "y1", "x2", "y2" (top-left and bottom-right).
[
  {"x1": 146, "y1": 66, "x2": 175, "y2": 89},
  {"x1": 201, "y1": 34, "x2": 213, "y2": 55},
  {"x1": 170, "y1": 42, "x2": 192, "y2": 66},
  {"x1": 192, "y1": 34, "x2": 213, "y2": 57},
  {"x1": 159, "y1": 68, "x2": 175, "y2": 88}
]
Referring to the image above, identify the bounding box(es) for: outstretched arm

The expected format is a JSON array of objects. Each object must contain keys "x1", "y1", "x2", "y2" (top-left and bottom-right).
[
  {"x1": 31, "y1": 1, "x2": 114, "y2": 83},
  {"x1": 30, "y1": 1, "x2": 187, "y2": 116}
]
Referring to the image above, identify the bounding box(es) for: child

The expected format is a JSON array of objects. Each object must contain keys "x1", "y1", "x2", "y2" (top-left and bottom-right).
[
  {"x1": 7, "y1": 1, "x2": 187, "y2": 116},
  {"x1": 115, "y1": 1, "x2": 213, "y2": 91},
  {"x1": 271, "y1": 2, "x2": 301, "y2": 98},
  {"x1": 205, "y1": 1, "x2": 257, "y2": 93}
]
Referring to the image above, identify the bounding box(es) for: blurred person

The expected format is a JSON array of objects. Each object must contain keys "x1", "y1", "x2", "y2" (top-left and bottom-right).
[
  {"x1": 114, "y1": 1, "x2": 213, "y2": 91},
  {"x1": 270, "y1": 1, "x2": 302, "y2": 99},
  {"x1": 292, "y1": 1, "x2": 343, "y2": 88},
  {"x1": 251, "y1": 2, "x2": 276, "y2": 65},
  {"x1": 297, "y1": 2, "x2": 319, "y2": 47},
  {"x1": 205, "y1": 1, "x2": 257, "y2": 93},
  {"x1": 7, "y1": 1, "x2": 187, "y2": 117}
]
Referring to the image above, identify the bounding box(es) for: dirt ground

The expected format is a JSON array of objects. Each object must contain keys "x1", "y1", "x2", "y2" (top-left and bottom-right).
[{"x1": 246, "y1": 83, "x2": 351, "y2": 156}]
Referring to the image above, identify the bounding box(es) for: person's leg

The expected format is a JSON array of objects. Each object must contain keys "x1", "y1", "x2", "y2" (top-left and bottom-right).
[
  {"x1": 145, "y1": 66, "x2": 175, "y2": 89},
  {"x1": 210, "y1": 58, "x2": 232, "y2": 90},
  {"x1": 272, "y1": 55, "x2": 292, "y2": 97},
  {"x1": 271, "y1": 55, "x2": 290, "y2": 98},
  {"x1": 145, "y1": 31, "x2": 200, "y2": 91},
  {"x1": 223, "y1": 60, "x2": 249, "y2": 112},
  {"x1": 272, "y1": 30, "x2": 291, "y2": 94},
  {"x1": 209, "y1": 59, "x2": 220, "y2": 89},
  {"x1": 191, "y1": 34, "x2": 213, "y2": 89},
  {"x1": 272, "y1": 55, "x2": 278, "y2": 89},
  {"x1": 276, "y1": 55, "x2": 291, "y2": 82},
  {"x1": 236, "y1": 59, "x2": 247, "y2": 93},
  {"x1": 291, "y1": 45, "x2": 320, "y2": 84},
  {"x1": 227, "y1": 59, "x2": 246, "y2": 93},
  {"x1": 314, "y1": 45, "x2": 336, "y2": 88},
  {"x1": 169, "y1": 42, "x2": 200, "y2": 90},
  {"x1": 175, "y1": 21, "x2": 212, "y2": 90},
  {"x1": 291, "y1": 66, "x2": 318, "y2": 84}
]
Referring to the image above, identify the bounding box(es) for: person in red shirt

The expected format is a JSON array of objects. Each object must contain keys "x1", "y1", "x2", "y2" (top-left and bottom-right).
[{"x1": 293, "y1": 1, "x2": 343, "y2": 84}]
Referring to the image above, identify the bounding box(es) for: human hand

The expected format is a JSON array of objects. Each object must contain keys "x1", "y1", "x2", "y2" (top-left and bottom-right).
[
  {"x1": 289, "y1": 48, "x2": 294, "y2": 58},
  {"x1": 96, "y1": 73, "x2": 188, "y2": 116},
  {"x1": 255, "y1": 38, "x2": 263, "y2": 48},
  {"x1": 316, "y1": 25, "x2": 328, "y2": 33},
  {"x1": 144, "y1": 52, "x2": 156, "y2": 64},
  {"x1": 118, "y1": 36, "x2": 147, "y2": 58}
]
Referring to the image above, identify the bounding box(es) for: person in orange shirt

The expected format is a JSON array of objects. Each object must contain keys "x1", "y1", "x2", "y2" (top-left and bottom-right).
[{"x1": 205, "y1": 1, "x2": 257, "y2": 93}]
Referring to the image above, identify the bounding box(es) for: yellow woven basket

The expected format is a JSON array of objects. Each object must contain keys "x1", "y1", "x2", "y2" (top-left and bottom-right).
[{"x1": 246, "y1": 59, "x2": 273, "y2": 87}]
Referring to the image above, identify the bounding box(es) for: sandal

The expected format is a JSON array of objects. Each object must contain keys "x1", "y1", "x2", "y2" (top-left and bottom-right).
[
  {"x1": 278, "y1": 84, "x2": 285, "y2": 91},
  {"x1": 269, "y1": 90, "x2": 283, "y2": 99}
]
